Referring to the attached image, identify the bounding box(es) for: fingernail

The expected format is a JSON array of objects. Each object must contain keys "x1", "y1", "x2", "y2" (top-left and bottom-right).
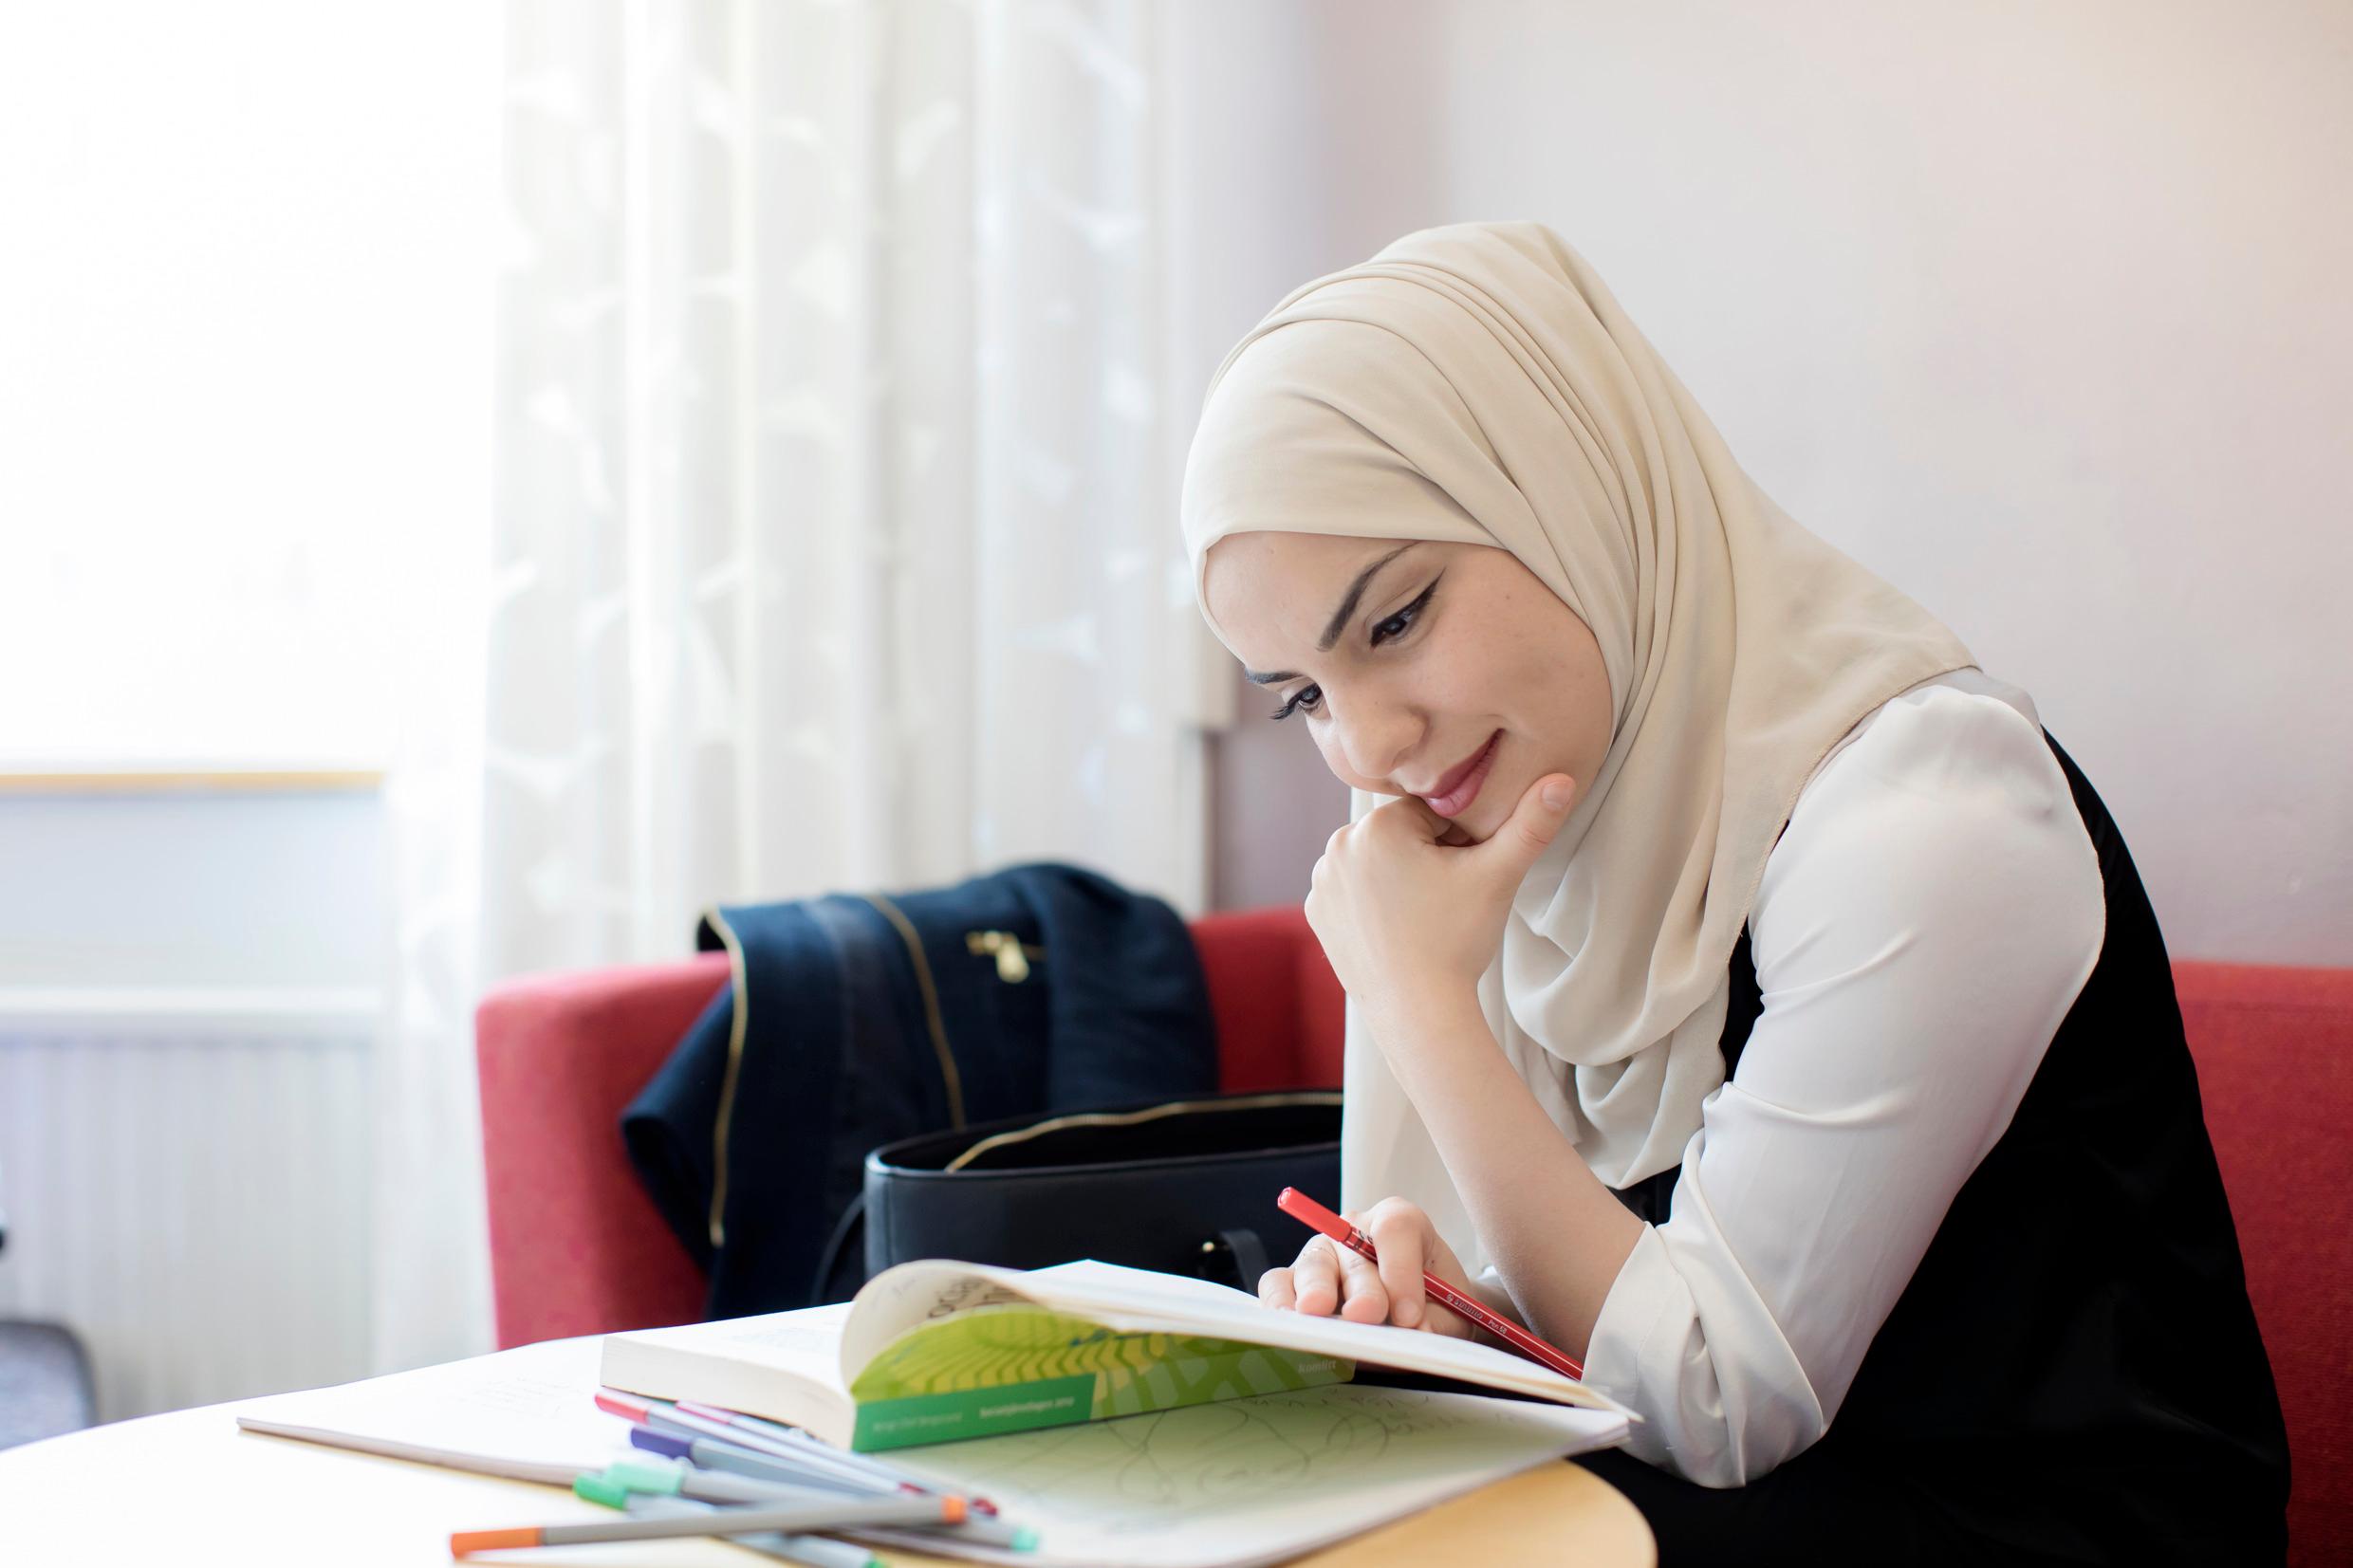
[{"x1": 1542, "y1": 778, "x2": 1573, "y2": 811}]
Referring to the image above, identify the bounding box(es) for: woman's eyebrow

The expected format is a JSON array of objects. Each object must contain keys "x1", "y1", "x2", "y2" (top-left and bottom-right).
[{"x1": 1242, "y1": 544, "x2": 1416, "y2": 685}]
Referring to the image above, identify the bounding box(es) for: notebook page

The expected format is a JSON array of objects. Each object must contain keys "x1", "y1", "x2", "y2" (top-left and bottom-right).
[{"x1": 863, "y1": 1382, "x2": 1628, "y2": 1568}]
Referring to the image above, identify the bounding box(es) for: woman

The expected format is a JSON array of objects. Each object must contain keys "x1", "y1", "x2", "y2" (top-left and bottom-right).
[{"x1": 1180, "y1": 222, "x2": 2287, "y2": 1564}]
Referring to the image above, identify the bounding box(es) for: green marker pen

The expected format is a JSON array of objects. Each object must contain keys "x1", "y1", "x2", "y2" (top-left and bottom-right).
[{"x1": 571, "y1": 1476, "x2": 881, "y2": 1568}]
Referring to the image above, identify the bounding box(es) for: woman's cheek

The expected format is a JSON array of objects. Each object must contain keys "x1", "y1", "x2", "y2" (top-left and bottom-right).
[{"x1": 1313, "y1": 734, "x2": 1363, "y2": 792}]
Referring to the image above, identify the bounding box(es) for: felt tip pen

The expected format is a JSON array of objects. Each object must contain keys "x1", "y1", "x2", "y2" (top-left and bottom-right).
[
  {"x1": 451, "y1": 1493, "x2": 959, "y2": 1555},
  {"x1": 597, "y1": 1391, "x2": 927, "y2": 1497},
  {"x1": 1275, "y1": 1185, "x2": 1586, "y2": 1381},
  {"x1": 601, "y1": 1388, "x2": 1000, "y2": 1517},
  {"x1": 622, "y1": 1430, "x2": 1037, "y2": 1550},
  {"x1": 590, "y1": 1456, "x2": 843, "y2": 1508},
  {"x1": 675, "y1": 1399, "x2": 1003, "y2": 1519},
  {"x1": 571, "y1": 1483, "x2": 882, "y2": 1568},
  {"x1": 628, "y1": 1425, "x2": 895, "y2": 1496}
]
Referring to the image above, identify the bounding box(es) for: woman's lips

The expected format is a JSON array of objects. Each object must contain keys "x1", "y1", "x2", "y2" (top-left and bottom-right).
[{"x1": 1421, "y1": 730, "x2": 1502, "y2": 818}]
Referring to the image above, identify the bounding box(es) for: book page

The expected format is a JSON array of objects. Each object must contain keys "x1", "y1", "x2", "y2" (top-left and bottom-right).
[
  {"x1": 839, "y1": 1261, "x2": 1038, "y2": 1374},
  {"x1": 604, "y1": 1300, "x2": 855, "y2": 1383},
  {"x1": 1010, "y1": 1261, "x2": 1627, "y2": 1414},
  {"x1": 863, "y1": 1383, "x2": 1628, "y2": 1568}
]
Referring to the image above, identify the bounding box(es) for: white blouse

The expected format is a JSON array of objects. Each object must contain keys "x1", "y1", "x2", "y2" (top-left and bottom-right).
[{"x1": 1564, "y1": 669, "x2": 2106, "y2": 1486}]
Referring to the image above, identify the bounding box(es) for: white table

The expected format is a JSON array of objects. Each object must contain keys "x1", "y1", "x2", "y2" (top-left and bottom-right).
[{"x1": 0, "y1": 1358, "x2": 1654, "y2": 1566}]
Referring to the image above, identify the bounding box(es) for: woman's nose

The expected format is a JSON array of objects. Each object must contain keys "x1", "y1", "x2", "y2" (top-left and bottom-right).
[{"x1": 1331, "y1": 695, "x2": 1422, "y2": 784}]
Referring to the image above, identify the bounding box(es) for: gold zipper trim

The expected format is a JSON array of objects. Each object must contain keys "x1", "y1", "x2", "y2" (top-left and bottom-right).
[
  {"x1": 703, "y1": 906, "x2": 751, "y2": 1249},
  {"x1": 941, "y1": 1090, "x2": 1343, "y2": 1173},
  {"x1": 861, "y1": 893, "x2": 968, "y2": 1130},
  {"x1": 964, "y1": 929, "x2": 1043, "y2": 983}
]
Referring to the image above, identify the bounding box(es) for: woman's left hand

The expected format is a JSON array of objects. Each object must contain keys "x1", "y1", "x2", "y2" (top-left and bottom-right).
[{"x1": 1305, "y1": 771, "x2": 1578, "y2": 1043}]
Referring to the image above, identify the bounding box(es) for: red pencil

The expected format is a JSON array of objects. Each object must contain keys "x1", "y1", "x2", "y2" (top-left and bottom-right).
[{"x1": 1274, "y1": 1186, "x2": 1586, "y2": 1382}]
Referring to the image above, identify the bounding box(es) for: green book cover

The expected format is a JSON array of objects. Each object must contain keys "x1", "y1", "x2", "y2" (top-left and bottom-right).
[{"x1": 846, "y1": 1306, "x2": 1354, "y2": 1451}]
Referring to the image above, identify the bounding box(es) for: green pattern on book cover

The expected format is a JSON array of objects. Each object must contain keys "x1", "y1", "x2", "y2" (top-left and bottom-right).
[{"x1": 844, "y1": 1305, "x2": 1354, "y2": 1449}]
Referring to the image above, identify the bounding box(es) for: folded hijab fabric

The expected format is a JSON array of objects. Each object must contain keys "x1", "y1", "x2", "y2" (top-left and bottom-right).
[{"x1": 1178, "y1": 221, "x2": 1975, "y2": 1264}]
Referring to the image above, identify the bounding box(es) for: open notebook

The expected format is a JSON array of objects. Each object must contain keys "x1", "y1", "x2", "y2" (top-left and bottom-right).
[
  {"x1": 234, "y1": 1326, "x2": 1634, "y2": 1568},
  {"x1": 600, "y1": 1258, "x2": 1629, "y2": 1452}
]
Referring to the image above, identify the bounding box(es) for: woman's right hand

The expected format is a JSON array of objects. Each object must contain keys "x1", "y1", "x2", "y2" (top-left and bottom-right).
[{"x1": 1257, "y1": 1196, "x2": 1479, "y2": 1338}]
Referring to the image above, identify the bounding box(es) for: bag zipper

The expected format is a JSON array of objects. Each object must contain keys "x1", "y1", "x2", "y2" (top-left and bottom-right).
[
  {"x1": 860, "y1": 893, "x2": 969, "y2": 1131},
  {"x1": 940, "y1": 1090, "x2": 1344, "y2": 1173},
  {"x1": 702, "y1": 906, "x2": 751, "y2": 1249}
]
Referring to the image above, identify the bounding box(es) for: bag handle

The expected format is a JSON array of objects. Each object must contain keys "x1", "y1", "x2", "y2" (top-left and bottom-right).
[
  {"x1": 1196, "y1": 1226, "x2": 1272, "y2": 1294},
  {"x1": 810, "y1": 1192, "x2": 867, "y2": 1306}
]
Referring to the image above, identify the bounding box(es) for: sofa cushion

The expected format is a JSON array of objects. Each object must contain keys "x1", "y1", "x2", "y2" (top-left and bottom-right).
[{"x1": 2177, "y1": 960, "x2": 2353, "y2": 1567}]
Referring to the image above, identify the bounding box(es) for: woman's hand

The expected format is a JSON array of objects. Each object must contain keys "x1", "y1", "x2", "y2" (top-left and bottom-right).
[
  {"x1": 1305, "y1": 771, "x2": 1577, "y2": 1042},
  {"x1": 1257, "y1": 1197, "x2": 1481, "y2": 1337}
]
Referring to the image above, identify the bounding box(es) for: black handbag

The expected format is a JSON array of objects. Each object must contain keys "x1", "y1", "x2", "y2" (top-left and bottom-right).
[{"x1": 847, "y1": 1089, "x2": 1343, "y2": 1296}]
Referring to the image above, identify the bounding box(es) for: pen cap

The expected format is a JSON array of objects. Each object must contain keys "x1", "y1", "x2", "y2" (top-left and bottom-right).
[{"x1": 574, "y1": 1474, "x2": 633, "y2": 1509}]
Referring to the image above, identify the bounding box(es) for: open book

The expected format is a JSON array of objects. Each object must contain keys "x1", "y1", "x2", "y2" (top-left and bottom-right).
[{"x1": 600, "y1": 1258, "x2": 1629, "y2": 1452}]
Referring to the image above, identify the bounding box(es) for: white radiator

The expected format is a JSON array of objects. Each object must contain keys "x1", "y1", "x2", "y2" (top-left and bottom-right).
[{"x1": 0, "y1": 990, "x2": 378, "y2": 1421}]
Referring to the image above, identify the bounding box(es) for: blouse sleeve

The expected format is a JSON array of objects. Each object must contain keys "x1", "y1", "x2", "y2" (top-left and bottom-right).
[{"x1": 1575, "y1": 682, "x2": 2106, "y2": 1486}]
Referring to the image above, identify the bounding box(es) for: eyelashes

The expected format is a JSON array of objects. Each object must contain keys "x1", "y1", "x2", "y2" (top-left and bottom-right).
[
  {"x1": 1269, "y1": 684, "x2": 1321, "y2": 723},
  {"x1": 1269, "y1": 574, "x2": 1440, "y2": 722}
]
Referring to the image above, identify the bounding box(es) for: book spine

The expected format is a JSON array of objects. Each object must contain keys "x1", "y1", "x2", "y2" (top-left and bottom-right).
[
  {"x1": 852, "y1": 1375, "x2": 1098, "y2": 1450},
  {"x1": 849, "y1": 1346, "x2": 1357, "y2": 1452}
]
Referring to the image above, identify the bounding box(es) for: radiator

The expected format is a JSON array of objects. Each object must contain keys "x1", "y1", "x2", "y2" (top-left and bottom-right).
[{"x1": 0, "y1": 989, "x2": 378, "y2": 1422}]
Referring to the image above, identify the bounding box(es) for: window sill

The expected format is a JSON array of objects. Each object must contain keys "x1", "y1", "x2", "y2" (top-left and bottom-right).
[{"x1": 0, "y1": 767, "x2": 386, "y2": 796}]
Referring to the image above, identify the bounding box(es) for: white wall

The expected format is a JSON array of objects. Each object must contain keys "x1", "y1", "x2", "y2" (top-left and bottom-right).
[
  {"x1": 0, "y1": 793, "x2": 388, "y2": 991},
  {"x1": 1162, "y1": 2, "x2": 1450, "y2": 911},
  {"x1": 1172, "y1": 0, "x2": 2352, "y2": 964}
]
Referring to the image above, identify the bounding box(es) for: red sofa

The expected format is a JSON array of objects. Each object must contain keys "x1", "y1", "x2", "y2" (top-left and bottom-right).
[{"x1": 475, "y1": 908, "x2": 2350, "y2": 1563}]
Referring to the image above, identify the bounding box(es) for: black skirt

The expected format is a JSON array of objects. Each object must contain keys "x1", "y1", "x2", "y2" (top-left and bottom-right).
[{"x1": 1582, "y1": 732, "x2": 2288, "y2": 1566}]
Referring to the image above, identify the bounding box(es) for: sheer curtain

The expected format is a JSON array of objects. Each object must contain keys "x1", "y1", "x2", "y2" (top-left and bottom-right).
[{"x1": 378, "y1": 0, "x2": 1207, "y2": 1371}]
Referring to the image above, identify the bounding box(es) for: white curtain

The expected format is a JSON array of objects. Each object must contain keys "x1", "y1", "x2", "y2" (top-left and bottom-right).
[{"x1": 376, "y1": 0, "x2": 1205, "y2": 1369}]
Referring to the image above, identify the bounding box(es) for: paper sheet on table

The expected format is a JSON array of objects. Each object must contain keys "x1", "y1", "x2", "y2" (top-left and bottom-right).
[
  {"x1": 232, "y1": 1333, "x2": 656, "y2": 1477},
  {"x1": 230, "y1": 1324, "x2": 1626, "y2": 1568}
]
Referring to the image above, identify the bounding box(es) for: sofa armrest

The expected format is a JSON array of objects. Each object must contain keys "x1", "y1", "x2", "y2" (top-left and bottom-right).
[{"x1": 474, "y1": 954, "x2": 729, "y2": 1346}]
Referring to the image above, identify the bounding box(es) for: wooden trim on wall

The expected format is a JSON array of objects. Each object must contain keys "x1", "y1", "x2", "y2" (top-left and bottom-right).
[{"x1": 0, "y1": 768, "x2": 386, "y2": 796}]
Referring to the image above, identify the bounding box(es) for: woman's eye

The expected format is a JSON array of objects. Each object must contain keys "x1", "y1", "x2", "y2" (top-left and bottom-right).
[
  {"x1": 1371, "y1": 579, "x2": 1438, "y2": 647},
  {"x1": 1269, "y1": 684, "x2": 1323, "y2": 722}
]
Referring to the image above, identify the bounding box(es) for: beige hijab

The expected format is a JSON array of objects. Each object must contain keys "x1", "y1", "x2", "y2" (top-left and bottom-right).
[{"x1": 1179, "y1": 222, "x2": 1974, "y2": 1244}]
